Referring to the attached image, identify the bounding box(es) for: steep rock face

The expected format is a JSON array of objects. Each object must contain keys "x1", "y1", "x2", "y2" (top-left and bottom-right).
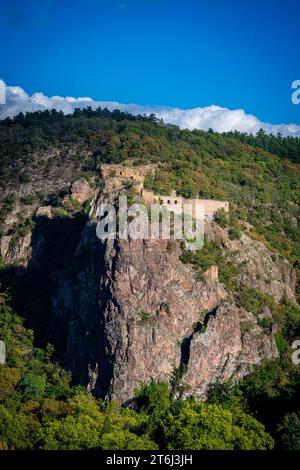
[
  {"x1": 206, "y1": 223, "x2": 297, "y2": 304},
  {"x1": 0, "y1": 144, "x2": 96, "y2": 267},
  {"x1": 100, "y1": 238, "x2": 228, "y2": 403},
  {"x1": 53, "y1": 191, "x2": 279, "y2": 403},
  {"x1": 54, "y1": 230, "x2": 227, "y2": 402},
  {"x1": 0, "y1": 171, "x2": 285, "y2": 403},
  {"x1": 0, "y1": 232, "x2": 32, "y2": 266},
  {"x1": 181, "y1": 303, "x2": 278, "y2": 399},
  {"x1": 230, "y1": 235, "x2": 297, "y2": 303},
  {"x1": 0, "y1": 203, "x2": 35, "y2": 266}
]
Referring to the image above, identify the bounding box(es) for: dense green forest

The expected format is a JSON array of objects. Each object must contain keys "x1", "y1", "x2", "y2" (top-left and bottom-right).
[
  {"x1": 223, "y1": 128, "x2": 300, "y2": 164},
  {"x1": 0, "y1": 108, "x2": 300, "y2": 450},
  {"x1": 0, "y1": 302, "x2": 275, "y2": 450},
  {"x1": 0, "y1": 297, "x2": 299, "y2": 450}
]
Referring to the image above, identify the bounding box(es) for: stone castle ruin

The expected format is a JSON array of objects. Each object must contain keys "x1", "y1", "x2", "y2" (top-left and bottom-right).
[
  {"x1": 100, "y1": 163, "x2": 151, "y2": 193},
  {"x1": 99, "y1": 163, "x2": 229, "y2": 220}
]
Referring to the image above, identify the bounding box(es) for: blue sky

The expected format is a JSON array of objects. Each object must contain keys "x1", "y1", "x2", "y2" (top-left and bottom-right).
[{"x1": 1, "y1": 0, "x2": 300, "y2": 125}]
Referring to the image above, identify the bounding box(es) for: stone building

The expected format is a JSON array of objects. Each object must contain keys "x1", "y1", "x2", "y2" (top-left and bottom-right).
[
  {"x1": 99, "y1": 163, "x2": 154, "y2": 193},
  {"x1": 140, "y1": 190, "x2": 229, "y2": 220},
  {"x1": 99, "y1": 163, "x2": 229, "y2": 220}
]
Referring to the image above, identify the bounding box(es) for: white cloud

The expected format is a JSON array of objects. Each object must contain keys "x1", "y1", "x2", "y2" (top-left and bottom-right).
[{"x1": 0, "y1": 81, "x2": 300, "y2": 137}]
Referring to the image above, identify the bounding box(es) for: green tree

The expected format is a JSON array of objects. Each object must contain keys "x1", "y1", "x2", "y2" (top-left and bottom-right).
[
  {"x1": 277, "y1": 412, "x2": 300, "y2": 450},
  {"x1": 40, "y1": 415, "x2": 101, "y2": 450},
  {"x1": 20, "y1": 372, "x2": 46, "y2": 401},
  {"x1": 100, "y1": 429, "x2": 158, "y2": 450},
  {"x1": 158, "y1": 401, "x2": 274, "y2": 450}
]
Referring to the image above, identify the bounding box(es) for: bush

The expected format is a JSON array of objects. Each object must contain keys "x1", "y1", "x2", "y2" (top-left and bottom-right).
[
  {"x1": 101, "y1": 430, "x2": 158, "y2": 450},
  {"x1": 235, "y1": 286, "x2": 271, "y2": 316},
  {"x1": 41, "y1": 415, "x2": 101, "y2": 450},
  {"x1": 275, "y1": 331, "x2": 287, "y2": 354},
  {"x1": 20, "y1": 195, "x2": 37, "y2": 205},
  {"x1": 214, "y1": 208, "x2": 228, "y2": 228},
  {"x1": 20, "y1": 372, "x2": 46, "y2": 401},
  {"x1": 228, "y1": 226, "x2": 242, "y2": 240},
  {"x1": 277, "y1": 412, "x2": 300, "y2": 450},
  {"x1": 157, "y1": 401, "x2": 274, "y2": 450}
]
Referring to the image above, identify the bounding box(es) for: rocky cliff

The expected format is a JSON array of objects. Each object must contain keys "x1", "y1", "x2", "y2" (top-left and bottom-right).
[
  {"x1": 1, "y1": 162, "x2": 297, "y2": 404},
  {"x1": 52, "y1": 183, "x2": 280, "y2": 403},
  {"x1": 205, "y1": 222, "x2": 297, "y2": 305}
]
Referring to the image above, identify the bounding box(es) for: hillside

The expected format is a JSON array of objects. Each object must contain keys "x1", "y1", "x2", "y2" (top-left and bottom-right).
[{"x1": 0, "y1": 109, "x2": 300, "y2": 450}]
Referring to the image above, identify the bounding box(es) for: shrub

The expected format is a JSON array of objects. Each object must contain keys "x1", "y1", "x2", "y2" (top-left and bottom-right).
[
  {"x1": 20, "y1": 372, "x2": 46, "y2": 401},
  {"x1": 277, "y1": 412, "x2": 300, "y2": 450},
  {"x1": 228, "y1": 226, "x2": 242, "y2": 240},
  {"x1": 275, "y1": 331, "x2": 287, "y2": 354},
  {"x1": 214, "y1": 208, "x2": 228, "y2": 228},
  {"x1": 20, "y1": 195, "x2": 37, "y2": 205}
]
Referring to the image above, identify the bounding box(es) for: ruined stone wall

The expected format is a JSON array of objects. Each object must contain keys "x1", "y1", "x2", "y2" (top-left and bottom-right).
[
  {"x1": 142, "y1": 194, "x2": 229, "y2": 219},
  {"x1": 141, "y1": 189, "x2": 155, "y2": 204},
  {"x1": 187, "y1": 199, "x2": 229, "y2": 219},
  {"x1": 100, "y1": 164, "x2": 229, "y2": 219},
  {"x1": 100, "y1": 164, "x2": 153, "y2": 181}
]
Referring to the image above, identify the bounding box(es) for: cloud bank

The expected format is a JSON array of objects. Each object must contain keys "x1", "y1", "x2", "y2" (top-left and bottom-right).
[{"x1": 1, "y1": 81, "x2": 300, "y2": 137}]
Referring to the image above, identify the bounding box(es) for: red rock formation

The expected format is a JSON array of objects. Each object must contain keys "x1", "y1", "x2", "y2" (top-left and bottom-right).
[
  {"x1": 70, "y1": 178, "x2": 93, "y2": 203},
  {"x1": 53, "y1": 187, "x2": 280, "y2": 403}
]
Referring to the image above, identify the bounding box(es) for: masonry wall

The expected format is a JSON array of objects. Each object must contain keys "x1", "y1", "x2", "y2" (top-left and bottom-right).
[
  {"x1": 159, "y1": 195, "x2": 183, "y2": 206},
  {"x1": 100, "y1": 164, "x2": 229, "y2": 219},
  {"x1": 140, "y1": 192, "x2": 229, "y2": 219},
  {"x1": 141, "y1": 189, "x2": 155, "y2": 204},
  {"x1": 187, "y1": 199, "x2": 229, "y2": 219},
  {"x1": 100, "y1": 164, "x2": 154, "y2": 181}
]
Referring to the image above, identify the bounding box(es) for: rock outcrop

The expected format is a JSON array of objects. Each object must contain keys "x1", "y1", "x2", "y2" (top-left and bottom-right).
[
  {"x1": 70, "y1": 178, "x2": 93, "y2": 203},
  {"x1": 230, "y1": 234, "x2": 297, "y2": 304},
  {"x1": 52, "y1": 188, "x2": 279, "y2": 403},
  {"x1": 181, "y1": 303, "x2": 278, "y2": 399},
  {"x1": 203, "y1": 265, "x2": 219, "y2": 283},
  {"x1": 0, "y1": 232, "x2": 32, "y2": 266},
  {"x1": 1, "y1": 167, "x2": 293, "y2": 404},
  {"x1": 206, "y1": 223, "x2": 297, "y2": 304}
]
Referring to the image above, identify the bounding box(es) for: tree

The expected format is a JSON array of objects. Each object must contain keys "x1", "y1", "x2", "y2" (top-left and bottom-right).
[
  {"x1": 157, "y1": 401, "x2": 274, "y2": 450},
  {"x1": 40, "y1": 415, "x2": 101, "y2": 450},
  {"x1": 214, "y1": 208, "x2": 228, "y2": 227},
  {"x1": 135, "y1": 380, "x2": 171, "y2": 417},
  {"x1": 100, "y1": 429, "x2": 158, "y2": 450},
  {"x1": 277, "y1": 412, "x2": 300, "y2": 450},
  {"x1": 20, "y1": 372, "x2": 46, "y2": 401}
]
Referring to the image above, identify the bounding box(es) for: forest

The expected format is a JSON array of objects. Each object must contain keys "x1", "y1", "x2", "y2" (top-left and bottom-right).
[{"x1": 0, "y1": 108, "x2": 300, "y2": 450}]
